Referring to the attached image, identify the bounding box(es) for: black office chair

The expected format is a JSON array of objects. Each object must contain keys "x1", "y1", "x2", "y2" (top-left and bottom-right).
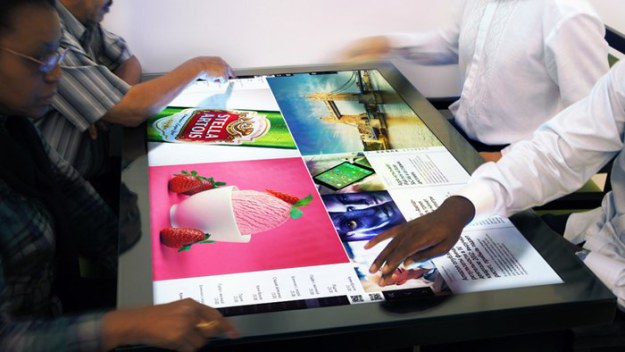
[{"x1": 607, "y1": 25, "x2": 625, "y2": 66}]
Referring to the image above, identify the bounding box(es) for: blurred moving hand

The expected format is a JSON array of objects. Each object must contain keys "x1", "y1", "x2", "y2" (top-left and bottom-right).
[
  {"x1": 193, "y1": 56, "x2": 236, "y2": 83},
  {"x1": 340, "y1": 36, "x2": 393, "y2": 62}
]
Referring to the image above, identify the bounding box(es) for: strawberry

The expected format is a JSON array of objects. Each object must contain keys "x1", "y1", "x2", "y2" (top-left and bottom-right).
[
  {"x1": 265, "y1": 189, "x2": 300, "y2": 204},
  {"x1": 265, "y1": 189, "x2": 314, "y2": 220},
  {"x1": 181, "y1": 178, "x2": 213, "y2": 195},
  {"x1": 168, "y1": 174, "x2": 200, "y2": 194},
  {"x1": 168, "y1": 170, "x2": 226, "y2": 195},
  {"x1": 160, "y1": 227, "x2": 214, "y2": 252}
]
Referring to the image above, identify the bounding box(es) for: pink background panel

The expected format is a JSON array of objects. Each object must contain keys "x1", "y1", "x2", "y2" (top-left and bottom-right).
[{"x1": 149, "y1": 157, "x2": 349, "y2": 281}]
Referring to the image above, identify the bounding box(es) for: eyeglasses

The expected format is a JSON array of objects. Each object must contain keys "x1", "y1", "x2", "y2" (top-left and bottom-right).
[{"x1": 0, "y1": 46, "x2": 68, "y2": 74}]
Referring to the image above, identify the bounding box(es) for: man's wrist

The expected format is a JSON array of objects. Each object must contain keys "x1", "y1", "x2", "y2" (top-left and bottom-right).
[{"x1": 442, "y1": 196, "x2": 476, "y2": 227}]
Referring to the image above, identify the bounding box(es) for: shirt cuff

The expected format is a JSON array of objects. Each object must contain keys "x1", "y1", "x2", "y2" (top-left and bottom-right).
[
  {"x1": 68, "y1": 312, "x2": 105, "y2": 352},
  {"x1": 453, "y1": 181, "x2": 498, "y2": 219},
  {"x1": 583, "y1": 251, "x2": 621, "y2": 291}
]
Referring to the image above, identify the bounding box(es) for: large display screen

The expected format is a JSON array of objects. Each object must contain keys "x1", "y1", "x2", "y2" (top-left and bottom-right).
[{"x1": 146, "y1": 67, "x2": 562, "y2": 316}]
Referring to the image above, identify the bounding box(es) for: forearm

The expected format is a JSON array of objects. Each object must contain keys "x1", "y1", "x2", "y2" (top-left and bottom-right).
[
  {"x1": 114, "y1": 55, "x2": 143, "y2": 85},
  {"x1": 102, "y1": 59, "x2": 203, "y2": 126},
  {"x1": 101, "y1": 310, "x2": 136, "y2": 351},
  {"x1": 102, "y1": 57, "x2": 229, "y2": 127}
]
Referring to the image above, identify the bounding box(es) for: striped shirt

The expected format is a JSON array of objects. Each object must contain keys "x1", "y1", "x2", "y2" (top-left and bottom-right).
[
  {"x1": 0, "y1": 115, "x2": 118, "y2": 351},
  {"x1": 35, "y1": 3, "x2": 131, "y2": 177}
]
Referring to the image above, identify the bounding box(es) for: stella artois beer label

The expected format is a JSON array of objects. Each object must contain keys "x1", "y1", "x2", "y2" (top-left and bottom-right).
[{"x1": 152, "y1": 109, "x2": 271, "y2": 144}]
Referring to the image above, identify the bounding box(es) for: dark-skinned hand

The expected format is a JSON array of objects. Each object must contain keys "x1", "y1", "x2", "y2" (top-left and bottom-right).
[{"x1": 365, "y1": 196, "x2": 475, "y2": 285}]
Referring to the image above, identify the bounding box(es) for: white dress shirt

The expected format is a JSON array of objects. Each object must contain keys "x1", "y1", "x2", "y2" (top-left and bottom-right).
[
  {"x1": 456, "y1": 61, "x2": 625, "y2": 308},
  {"x1": 389, "y1": 0, "x2": 609, "y2": 145}
]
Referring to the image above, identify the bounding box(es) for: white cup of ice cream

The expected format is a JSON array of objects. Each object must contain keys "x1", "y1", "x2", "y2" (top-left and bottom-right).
[{"x1": 170, "y1": 186, "x2": 251, "y2": 243}]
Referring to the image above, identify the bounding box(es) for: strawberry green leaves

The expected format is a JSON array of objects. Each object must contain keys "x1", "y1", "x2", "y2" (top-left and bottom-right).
[
  {"x1": 289, "y1": 194, "x2": 313, "y2": 220},
  {"x1": 168, "y1": 170, "x2": 226, "y2": 195}
]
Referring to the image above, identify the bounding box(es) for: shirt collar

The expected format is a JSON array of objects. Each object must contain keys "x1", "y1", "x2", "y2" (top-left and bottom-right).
[{"x1": 55, "y1": 2, "x2": 88, "y2": 41}]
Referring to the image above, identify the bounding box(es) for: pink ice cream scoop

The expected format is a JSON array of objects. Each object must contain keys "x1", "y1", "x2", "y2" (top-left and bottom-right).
[
  {"x1": 231, "y1": 190, "x2": 292, "y2": 234},
  {"x1": 170, "y1": 186, "x2": 310, "y2": 243}
]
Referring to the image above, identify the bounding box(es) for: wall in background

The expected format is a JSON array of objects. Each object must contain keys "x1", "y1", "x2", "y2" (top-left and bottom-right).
[
  {"x1": 103, "y1": 0, "x2": 458, "y2": 96},
  {"x1": 104, "y1": 0, "x2": 622, "y2": 97},
  {"x1": 590, "y1": 0, "x2": 625, "y2": 33}
]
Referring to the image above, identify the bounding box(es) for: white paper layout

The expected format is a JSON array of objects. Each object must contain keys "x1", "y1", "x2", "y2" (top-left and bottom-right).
[
  {"x1": 388, "y1": 184, "x2": 463, "y2": 221},
  {"x1": 364, "y1": 147, "x2": 470, "y2": 189},
  {"x1": 153, "y1": 263, "x2": 378, "y2": 307},
  {"x1": 432, "y1": 224, "x2": 563, "y2": 293}
]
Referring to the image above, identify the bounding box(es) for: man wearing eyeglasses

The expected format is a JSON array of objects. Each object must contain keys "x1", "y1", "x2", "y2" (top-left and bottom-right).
[
  {"x1": 35, "y1": 0, "x2": 234, "y2": 184},
  {"x1": 0, "y1": 47, "x2": 68, "y2": 77}
]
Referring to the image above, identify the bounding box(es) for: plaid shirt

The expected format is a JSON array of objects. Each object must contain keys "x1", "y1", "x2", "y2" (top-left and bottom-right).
[
  {"x1": 0, "y1": 116, "x2": 118, "y2": 351},
  {"x1": 35, "y1": 3, "x2": 131, "y2": 176}
]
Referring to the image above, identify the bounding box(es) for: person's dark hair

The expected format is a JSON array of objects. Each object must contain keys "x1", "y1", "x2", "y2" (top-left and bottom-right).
[{"x1": 0, "y1": 0, "x2": 56, "y2": 37}]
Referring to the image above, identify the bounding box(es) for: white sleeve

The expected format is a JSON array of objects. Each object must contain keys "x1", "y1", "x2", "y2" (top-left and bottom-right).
[
  {"x1": 455, "y1": 62, "x2": 625, "y2": 218},
  {"x1": 385, "y1": 2, "x2": 463, "y2": 65},
  {"x1": 544, "y1": 12, "x2": 609, "y2": 107}
]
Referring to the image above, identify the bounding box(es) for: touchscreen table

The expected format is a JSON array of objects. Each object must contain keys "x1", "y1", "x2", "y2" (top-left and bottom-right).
[{"x1": 118, "y1": 62, "x2": 616, "y2": 350}]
